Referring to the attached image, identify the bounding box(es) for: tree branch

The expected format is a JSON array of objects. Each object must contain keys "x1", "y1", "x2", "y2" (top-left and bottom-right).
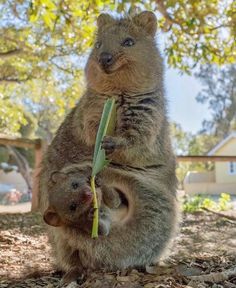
[
  {"x1": 202, "y1": 207, "x2": 236, "y2": 221},
  {"x1": 155, "y1": 0, "x2": 182, "y2": 29},
  {"x1": 188, "y1": 266, "x2": 236, "y2": 283},
  {"x1": 155, "y1": 1, "x2": 232, "y2": 34},
  {"x1": 50, "y1": 59, "x2": 74, "y2": 75},
  {"x1": 0, "y1": 49, "x2": 23, "y2": 59},
  {"x1": 0, "y1": 76, "x2": 31, "y2": 84},
  {"x1": 6, "y1": 146, "x2": 32, "y2": 192},
  {"x1": 210, "y1": 23, "x2": 232, "y2": 31},
  {"x1": 0, "y1": 34, "x2": 32, "y2": 52}
]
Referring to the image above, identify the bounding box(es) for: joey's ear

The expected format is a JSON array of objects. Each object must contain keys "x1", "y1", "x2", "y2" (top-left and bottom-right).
[
  {"x1": 133, "y1": 11, "x2": 157, "y2": 37},
  {"x1": 43, "y1": 207, "x2": 63, "y2": 227},
  {"x1": 50, "y1": 171, "x2": 67, "y2": 183},
  {"x1": 97, "y1": 13, "x2": 115, "y2": 28}
]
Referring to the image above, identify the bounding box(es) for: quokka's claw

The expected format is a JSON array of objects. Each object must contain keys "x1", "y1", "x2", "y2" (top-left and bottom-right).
[{"x1": 101, "y1": 136, "x2": 117, "y2": 154}]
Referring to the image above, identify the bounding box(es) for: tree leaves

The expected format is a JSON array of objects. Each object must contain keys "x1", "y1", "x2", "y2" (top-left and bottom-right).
[
  {"x1": 29, "y1": 0, "x2": 57, "y2": 30},
  {"x1": 27, "y1": 0, "x2": 236, "y2": 72},
  {"x1": 195, "y1": 64, "x2": 236, "y2": 137}
]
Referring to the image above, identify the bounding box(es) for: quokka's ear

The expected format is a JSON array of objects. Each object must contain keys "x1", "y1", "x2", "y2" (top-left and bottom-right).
[
  {"x1": 43, "y1": 207, "x2": 63, "y2": 227},
  {"x1": 133, "y1": 11, "x2": 157, "y2": 37},
  {"x1": 97, "y1": 13, "x2": 115, "y2": 28},
  {"x1": 50, "y1": 171, "x2": 67, "y2": 183}
]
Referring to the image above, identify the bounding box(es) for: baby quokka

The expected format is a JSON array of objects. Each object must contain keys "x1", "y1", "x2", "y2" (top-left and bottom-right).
[{"x1": 44, "y1": 164, "x2": 121, "y2": 236}]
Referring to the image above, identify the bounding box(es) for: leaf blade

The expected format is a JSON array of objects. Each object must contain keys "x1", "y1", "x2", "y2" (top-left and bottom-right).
[{"x1": 92, "y1": 98, "x2": 115, "y2": 167}]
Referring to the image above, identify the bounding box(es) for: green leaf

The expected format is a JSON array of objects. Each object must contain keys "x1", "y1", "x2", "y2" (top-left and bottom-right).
[
  {"x1": 42, "y1": 10, "x2": 56, "y2": 30},
  {"x1": 92, "y1": 149, "x2": 109, "y2": 176},
  {"x1": 92, "y1": 98, "x2": 116, "y2": 168},
  {"x1": 41, "y1": 0, "x2": 57, "y2": 10},
  {"x1": 106, "y1": 99, "x2": 116, "y2": 136},
  {"x1": 29, "y1": 10, "x2": 39, "y2": 22},
  {"x1": 90, "y1": 98, "x2": 116, "y2": 238}
]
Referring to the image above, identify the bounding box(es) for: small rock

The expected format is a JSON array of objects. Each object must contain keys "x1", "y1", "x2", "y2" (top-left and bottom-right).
[{"x1": 146, "y1": 265, "x2": 159, "y2": 275}]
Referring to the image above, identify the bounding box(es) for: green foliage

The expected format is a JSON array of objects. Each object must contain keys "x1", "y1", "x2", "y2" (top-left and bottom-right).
[
  {"x1": 0, "y1": 93, "x2": 27, "y2": 135},
  {"x1": 218, "y1": 193, "x2": 232, "y2": 211},
  {"x1": 195, "y1": 64, "x2": 236, "y2": 138},
  {"x1": 170, "y1": 122, "x2": 219, "y2": 156},
  {"x1": 28, "y1": 0, "x2": 236, "y2": 72},
  {"x1": 183, "y1": 195, "x2": 206, "y2": 213},
  {"x1": 170, "y1": 122, "x2": 191, "y2": 155},
  {"x1": 183, "y1": 193, "x2": 232, "y2": 213},
  {"x1": 0, "y1": 73, "x2": 83, "y2": 139}
]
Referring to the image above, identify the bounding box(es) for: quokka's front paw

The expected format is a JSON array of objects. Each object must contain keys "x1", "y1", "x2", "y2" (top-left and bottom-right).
[
  {"x1": 98, "y1": 207, "x2": 111, "y2": 236},
  {"x1": 102, "y1": 136, "x2": 124, "y2": 154},
  {"x1": 88, "y1": 208, "x2": 111, "y2": 236}
]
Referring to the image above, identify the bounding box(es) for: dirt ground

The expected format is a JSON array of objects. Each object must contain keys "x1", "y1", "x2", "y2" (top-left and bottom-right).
[{"x1": 0, "y1": 211, "x2": 236, "y2": 288}]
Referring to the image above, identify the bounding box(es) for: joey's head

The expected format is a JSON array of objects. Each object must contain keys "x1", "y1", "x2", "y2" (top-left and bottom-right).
[
  {"x1": 85, "y1": 11, "x2": 163, "y2": 95},
  {"x1": 43, "y1": 169, "x2": 95, "y2": 229}
]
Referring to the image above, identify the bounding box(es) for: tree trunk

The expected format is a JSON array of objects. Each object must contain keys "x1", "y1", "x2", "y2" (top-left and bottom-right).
[{"x1": 6, "y1": 146, "x2": 32, "y2": 197}]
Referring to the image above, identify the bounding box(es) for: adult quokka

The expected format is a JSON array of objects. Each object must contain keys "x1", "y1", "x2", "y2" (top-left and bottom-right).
[
  {"x1": 39, "y1": 10, "x2": 178, "y2": 284},
  {"x1": 39, "y1": 10, "x2": 175, "y2": 208}
]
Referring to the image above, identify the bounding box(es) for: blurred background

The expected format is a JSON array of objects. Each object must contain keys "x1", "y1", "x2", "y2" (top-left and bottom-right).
[{"x1": 0, "y1": 0, "x2": 235, "y2": 211}]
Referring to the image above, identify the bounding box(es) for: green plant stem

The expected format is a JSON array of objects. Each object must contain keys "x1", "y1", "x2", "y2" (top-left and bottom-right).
[{"x1": 91, "y1": 176, "x2": 98, "y2": 238}]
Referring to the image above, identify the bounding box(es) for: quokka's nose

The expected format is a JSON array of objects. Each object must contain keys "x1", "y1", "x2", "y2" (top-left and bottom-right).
[
  {"x1": 99, "y1": 52, "x2": 113, "y2": 67},
  {"x1": 81, "y1": 189, "x2": 93, "y2": 203}
]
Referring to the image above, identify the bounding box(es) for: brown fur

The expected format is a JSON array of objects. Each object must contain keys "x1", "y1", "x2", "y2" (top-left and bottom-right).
[{"x1": 39, "y1": 11, "x2": 178, "y2": 284}]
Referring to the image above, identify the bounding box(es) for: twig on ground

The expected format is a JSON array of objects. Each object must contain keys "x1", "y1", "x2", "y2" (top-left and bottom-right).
[
  {"x1": 202, "y1": 207, "x2": 236, "y2": 221},
  {"x1": 188, "y1": 266, "x2": 236, "y2": 283}
]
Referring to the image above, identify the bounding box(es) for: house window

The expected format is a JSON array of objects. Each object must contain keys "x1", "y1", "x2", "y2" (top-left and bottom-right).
[{"x1": 228, "y1": 162, "x2": 236, "y2": 175}]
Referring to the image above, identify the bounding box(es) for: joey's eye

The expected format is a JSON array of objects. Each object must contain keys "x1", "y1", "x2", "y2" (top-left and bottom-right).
[
  {"x1": 69, "y1": 202, "x2": 77, "y2": 212},
  {"x1": 71, "y1": 181, "x2": 79, "y2": 189},
  {"x1": 95, "y1": 41, "x2": 101, "y2": 49},
  {"x1": 122, "y1": 37, "x2": 135, "y2": 47}
]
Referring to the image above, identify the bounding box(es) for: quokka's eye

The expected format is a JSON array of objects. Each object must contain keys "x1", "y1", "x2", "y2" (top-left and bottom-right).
[
  {"x1": 95, "y1": 41, "x2": 101, "y2": 49},
  {"x1": 69, "y1": 202, "x2": 77, "y2": 212},
  {"x1": 122, "y1": 37, "x2": 135, "y2": 47},
  {"x1": 71, "y1": 181, "x2": 79, "y2": 189}
]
